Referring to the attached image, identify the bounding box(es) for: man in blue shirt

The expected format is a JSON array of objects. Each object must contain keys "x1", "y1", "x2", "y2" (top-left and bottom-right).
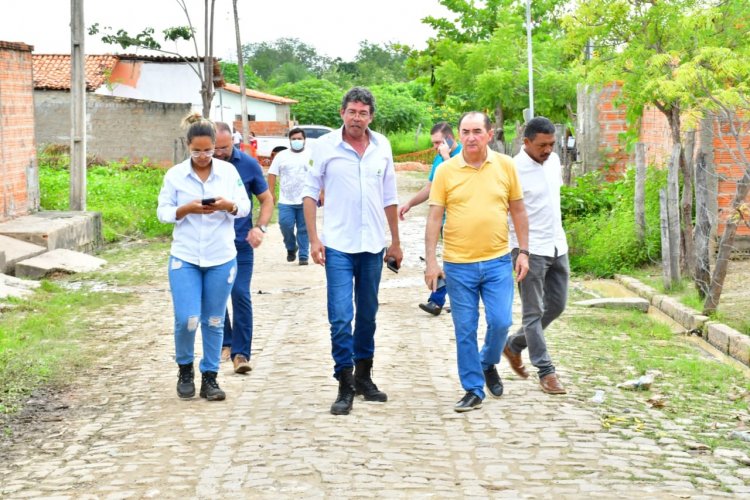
[
  {"x1": 399, "y1": 121, "x2": 462, "y2": 316},
  {"x1": 214, "y1": 122, "x2": 274, "y2": 374}
]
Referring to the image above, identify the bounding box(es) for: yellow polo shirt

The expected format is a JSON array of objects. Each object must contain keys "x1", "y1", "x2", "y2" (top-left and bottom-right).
[{"x1": 429, "y1": 149, "x2": 523, "y2": 263}]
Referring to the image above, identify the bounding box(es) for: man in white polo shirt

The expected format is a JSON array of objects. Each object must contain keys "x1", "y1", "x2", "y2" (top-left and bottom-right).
[{"x1": 506, "y1": 117, "x2": 569, "y2": 395}]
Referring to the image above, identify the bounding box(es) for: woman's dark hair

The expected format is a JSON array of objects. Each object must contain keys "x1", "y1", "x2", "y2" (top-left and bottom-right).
[
  {"x1": 341, "y1": 87, "x2": 376, "y2": 115},
  {"x1": 182, "y1": 113, "x2": 216, "y2": 143}
]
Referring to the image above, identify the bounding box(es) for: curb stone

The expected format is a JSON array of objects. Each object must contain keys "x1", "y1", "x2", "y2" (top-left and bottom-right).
[{"x1": 614, "y1": 274, "x2": 748, "y2": 367}]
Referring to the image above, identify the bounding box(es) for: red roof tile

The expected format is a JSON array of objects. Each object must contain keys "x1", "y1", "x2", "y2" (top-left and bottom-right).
[
  {"x1": 32, "y1": 54, "x2": 119, "y2": 91},
  {"x1": 0, "y1": 41, "x2": 34, "y2": 52},
  {"x1": 222, "y1": 83, "x2": 297, "y2": 105}
]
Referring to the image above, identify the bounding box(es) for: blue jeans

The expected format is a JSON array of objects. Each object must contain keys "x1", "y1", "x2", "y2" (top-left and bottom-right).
[
  {"x1": 426, "y1": 285, "x2": 448, "y2": 307},
  {"x1": 325, "y1": 247, "x2": 384, "y2": 377},
  {"x1": 223, "y1": 243, "x2": 254, "y2": 360},
  {"x1": 444, "y1": 254, "x2": 514, "y2": 400},
  {"x1": 168, "y1": 256, "x2": 236, "y2": 373},
  {"x1": 278, "y1": 203, "x2": 309, "y2": 260}
]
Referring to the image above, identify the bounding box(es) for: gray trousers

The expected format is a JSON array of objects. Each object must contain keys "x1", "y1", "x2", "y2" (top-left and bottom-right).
[{"x1": 508, "y1": 250, "x2": 569, "y2": 378}]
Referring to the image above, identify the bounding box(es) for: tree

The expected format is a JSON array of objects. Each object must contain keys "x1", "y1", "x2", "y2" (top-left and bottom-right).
[
  {"x1": 272, "y1": 79, "x2": 343, "y2": 127},
  {"x1": 674, "y1": 43, "x2": 750, "y2": 315},
  {"x1": 89, "y1": 0, "x2": 217, "y2": 118},
  {"x1": 243, "y1": 38, "x2": 328, "y2": 81},
  {"x1": 370, "y1": 83, "x2": 431, "y2": 133},
  {"x1": 220, "y1": 61, "x2": 261, "y2": 88}
]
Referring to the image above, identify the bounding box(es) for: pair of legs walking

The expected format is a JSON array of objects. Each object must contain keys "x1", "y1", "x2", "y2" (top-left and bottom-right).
[
  {"x1": 505, "y1": 251, "x2": 568, "y2": 394},
  {"x1": 325, "y1": 248, "x2": 387, "y2": 415},
  {"x1": 222, "y1": 244, "x2": 254, "y2": 373},
  {"x1": 169, "y1": 256, "x2": 236, "y2": 400},
  {"x1": 444, "y1": 254, "x2": 514, "y2": 411},
  {"x1": 278, "y1": 203, "x2": 309, "y2": 263}
]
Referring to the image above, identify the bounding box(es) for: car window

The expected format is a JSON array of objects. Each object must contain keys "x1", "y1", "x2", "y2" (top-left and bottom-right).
[{"x1": 303, "y1": 128, "x2": 331, "y2": 139}]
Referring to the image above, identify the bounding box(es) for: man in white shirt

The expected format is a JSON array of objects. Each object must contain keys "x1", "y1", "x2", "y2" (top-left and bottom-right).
[
  {"x1": 268, "y1": 128, "x2": 312, "y2": 265},
  {"x1": 302, "y1": 87, "x2": 403, "y2": 416},
  {"x1": 506, "y1": 117, "x2": 569, "y2": 395}
]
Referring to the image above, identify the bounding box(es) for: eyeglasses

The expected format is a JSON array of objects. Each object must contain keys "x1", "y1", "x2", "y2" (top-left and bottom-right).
[
  {"x1": 190, "y1": 150, "x2": 214, "y2": 158},
  {"x1": 344, "y1": 109, "x2": 371, "y2": 119}
]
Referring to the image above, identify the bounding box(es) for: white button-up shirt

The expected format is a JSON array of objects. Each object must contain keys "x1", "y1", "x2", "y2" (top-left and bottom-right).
[
  {"x1": 301, "y1": 127, "x2": 398, "y2": 254},
  {"x1": 509, "y1": 149, "x2": 569, "y2": 257},
  {"x1": 157, "y1": 157, "x2": 251, "y2": 267}
]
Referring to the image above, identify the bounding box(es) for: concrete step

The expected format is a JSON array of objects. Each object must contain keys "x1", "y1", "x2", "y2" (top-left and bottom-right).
[
  {"x1": 0, "y1": 211, "x2": 102, "y2": 253},
  {"x1": 15, "y1": 249, "x2": 107, "y2": 280},
  {"x1": 0, "y1": 273, "x2": 40, "y2": 299},
  {"x1": 573, "y1": 297, "x2": 650, "y2": 312},
  {"x1": 0, "y1": 234, "x2": 47, "y2": 274}
]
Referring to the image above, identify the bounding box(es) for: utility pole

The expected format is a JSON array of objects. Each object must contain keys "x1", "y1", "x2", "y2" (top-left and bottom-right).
[
  {"x1": 525, "y1": 0, "x2": 534, "y2": 118},
  {"x1": 70, "y1": 0, "x2": 86, "y2": 210},
  {"x1": 233, "y1": 0, "x2": 249, "y2": 144}
]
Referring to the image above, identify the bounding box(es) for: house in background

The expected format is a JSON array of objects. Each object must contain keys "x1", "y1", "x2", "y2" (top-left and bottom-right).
[
  {"x1": 214, "y1": 83, "x2": 297, "y2": 136},
  {"x1": 0, "y1": 41, "x2": 38, "y2": 223}
]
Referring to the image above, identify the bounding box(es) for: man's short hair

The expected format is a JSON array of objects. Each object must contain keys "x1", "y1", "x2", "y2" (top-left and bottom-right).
[
  {"x1": 458, "y1": 111, "x2": 492, "y2": 131},
  {"x1": 288, "y1": 127, "x2": 306, "y2": 139},
  {"x1": 214, "y1": 121, "x2": 232, "y2": 134},
  {"x1": 271, "y1": 146, "x2": 287, "y2": 154},
  {"x1": 524, "y1": 117, "x2": 556, "y2": 140},
  {"x1": 430, "y1": 121, "x2": 454, "y2": 138},
  {"x1": 342, "y1": 87, "x2": 376, "y2": 115}
]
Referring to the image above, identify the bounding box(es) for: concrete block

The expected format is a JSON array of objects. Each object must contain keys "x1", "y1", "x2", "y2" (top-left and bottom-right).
[
  {"x1": 14, "y1": 249, "x2": 107, "y2": 279},
  {"x1": 615, "y1": 274, "x2": 657, "y2": 301},
  {"x1": 574, "y1": 297, "x2": 650, "y2": 312},
  {"x1": 0, "y1": 250, "x2": 4, "y2": 273},
  {"x1": 0, "y1": 211, "x2": 103, "y2": 252},
  {"x1": 651, "y1": 294, "x2": 667, "y2": 308},
  {"x1": 729, "y1": 335, "x2": 750, "y2": 367},
  {"x1": 0, "y1": 273, "x2": 40, "y2": 299},
  {"x1": 705, "y1": 322, "x2": 736, "y2": 353},
  {"x1": 0, "y1": 234, "x2": 47, "y2": 274}
]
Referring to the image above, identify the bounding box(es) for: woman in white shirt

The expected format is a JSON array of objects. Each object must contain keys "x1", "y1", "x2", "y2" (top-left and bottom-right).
[{"x1": 157, "y1": 114, "x2": 251, "y2": 401}]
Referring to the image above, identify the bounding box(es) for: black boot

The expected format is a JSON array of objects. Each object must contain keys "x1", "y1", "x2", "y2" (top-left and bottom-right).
[
  {"x1": 354, "y1": 359, "x2": 388, "y2": 402},
  {"x1": 330, "y1": 367, "x2": 355, "y2": 415},
  {"x1": 199, "y1": 371, "x2": 226, "y2": 401},
  {"x1": 177, "y1": 363, "x2": 195, "y2": 399}
]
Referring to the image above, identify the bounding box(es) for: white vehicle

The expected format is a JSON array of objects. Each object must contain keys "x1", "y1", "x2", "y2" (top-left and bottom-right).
[{"x1": 255, "y1": 125, "x2": 333, "y2": 157}]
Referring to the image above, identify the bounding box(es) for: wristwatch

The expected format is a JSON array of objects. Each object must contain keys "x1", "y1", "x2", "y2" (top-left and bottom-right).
[{"x1": 256, "y1": 224, "x2": 267, "y2": 233}]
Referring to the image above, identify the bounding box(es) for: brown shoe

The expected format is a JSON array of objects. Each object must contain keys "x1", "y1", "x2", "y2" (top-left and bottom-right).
[
  {"x1": 539, "y1": 373, "x2": 567, "y2": 394},
  {"x1": 503, "y1": 345, "x2": 529, "y2": 379},
  {"x1": 233, "y1": 354, "x2": 252, "y2": 374},
  {"x1": 221, "y1": 346, "x2": 231, "y2": 363}
]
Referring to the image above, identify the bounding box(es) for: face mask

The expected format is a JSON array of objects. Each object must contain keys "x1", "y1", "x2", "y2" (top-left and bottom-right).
[{"x1": 290, "y1": 139, "x2": 304, "y2": 151}]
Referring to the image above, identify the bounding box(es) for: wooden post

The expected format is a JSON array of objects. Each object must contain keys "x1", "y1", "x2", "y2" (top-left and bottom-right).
[
  {"x1": 233, "y1": 0, "x2": 249, "y2": 143},
  {"x1": 634, "y1": 142, "x2": 646, "y2": 242},
  {"x1": 693, "y1": 151, "x2": 712, "y2": 298},
  {"x1": 70, "y1": 0, "x2": 86, "y2": 210},
  {"x1": 667, "y1": 144, "x2": 681, "y2": 284},
  {"x1": 681, "y1": 130, "x2": 696, "y2": 277},
  {"x1": 659, "y1": 189, "x2": 673, "y2": 290}
]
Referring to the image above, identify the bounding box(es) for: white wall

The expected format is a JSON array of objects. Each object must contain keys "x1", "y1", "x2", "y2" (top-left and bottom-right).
[
  {"x1": 213, "y1": 90, "x2": 279, "y2": 122},
  {"x1": 104, "y1": 62, "x2": 203, "y2": 106}
]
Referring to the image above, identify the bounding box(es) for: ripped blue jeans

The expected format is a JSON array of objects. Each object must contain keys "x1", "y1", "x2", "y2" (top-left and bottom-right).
[{"x1": 168, "y1": 256, "x2": 236, "y2": 373}]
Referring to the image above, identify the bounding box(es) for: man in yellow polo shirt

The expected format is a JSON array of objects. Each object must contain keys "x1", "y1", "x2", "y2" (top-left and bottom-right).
[{"x1": 425, "y1": 111, "x2": 529, "y2": 412}]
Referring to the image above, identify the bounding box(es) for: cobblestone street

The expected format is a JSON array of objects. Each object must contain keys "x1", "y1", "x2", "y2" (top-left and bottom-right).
[{"x1": 1, "y1": 173, "x2": 749, "y2": 498}]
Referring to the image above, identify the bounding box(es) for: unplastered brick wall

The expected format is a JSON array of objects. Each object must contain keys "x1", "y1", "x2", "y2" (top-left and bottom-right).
[
  {"x1": 712, "y1": 113, "x2": 750, "y2": 240},
  {"x1": 233, "y1": 120, "x2": 288, "y2": 137},
  {"x1": 596, "y1": 83, "x2": 630, "y2": 179},
  {"x1": 0, "y1": 41, "x2": 37, "y2": 222},
  {"x1": 35, "y1": 92, "x2": 191, "y2": 166}
]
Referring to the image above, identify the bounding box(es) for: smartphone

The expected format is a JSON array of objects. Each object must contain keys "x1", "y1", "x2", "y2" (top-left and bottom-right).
[
  {"x1": 386, "y1": 257, "x2": 399, "y2": 273},
  {"x1": 201, "y1": 198, "x2": 216, "y2": 205},
  {"x1": 445, "y1": 137, "x2": 454, "y2": 148},
  {"x1": 436, "y1": 276, "x2": 446, "y2": 289}
]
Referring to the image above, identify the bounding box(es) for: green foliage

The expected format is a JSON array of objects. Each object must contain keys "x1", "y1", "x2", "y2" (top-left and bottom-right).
[
  {"x1": 39, "y1": 158, "x2": 170, "y2": 242},
  {"x1": 370, "y1": 84, "x2": 431, "y2": 133},
  {"x1": 273, "y1": 79, "x2": 343, "y2": 127},
  {"x1": 565, "y1": 168, "x2": 666, "y2": 276},
  {"x1": 219, "y1": 61, "x2": 262, "y2": 89},
  {"x1": 388, "y1": 130, "x2": 433, "y2": 156},
  {"x1": 560, "y1": 171, "x2": 618, "y2": 223},
  {"x1": 243, "y1": 38, "x2": 327, "y2": 81}
]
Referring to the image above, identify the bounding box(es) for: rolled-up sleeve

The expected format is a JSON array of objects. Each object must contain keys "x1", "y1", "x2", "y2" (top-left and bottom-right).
[
  {"x1": 301, "y1": 147, "x2": 325, "y2": 202},
  {"x1": 157, "y1": 174, "x2": 179, "y2": 224}
]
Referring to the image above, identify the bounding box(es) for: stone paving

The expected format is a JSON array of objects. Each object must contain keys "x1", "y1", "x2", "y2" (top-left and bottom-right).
[{"x1": 1, "y1": 173, "x2": 749, "y2": 498}]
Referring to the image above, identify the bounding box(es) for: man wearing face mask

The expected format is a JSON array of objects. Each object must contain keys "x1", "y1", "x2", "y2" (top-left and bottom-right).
[{"x1": 268, "y1": 128, "x2": 312, "y2": 265}]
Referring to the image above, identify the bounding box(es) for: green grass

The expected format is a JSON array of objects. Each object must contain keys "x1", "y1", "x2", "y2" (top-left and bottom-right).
[
  {"x1": 0, "y1": 281, "x2": 133, "y2": 414},
  {"x1": 388, "y1": 129, "x2": 433, "y2": 156},
  {"x1": 565, "y1": 310, "x2": 750, "y2": 423}
]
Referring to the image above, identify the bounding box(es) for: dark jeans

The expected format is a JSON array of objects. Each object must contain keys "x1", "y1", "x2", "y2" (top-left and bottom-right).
[
  {"x1": 325, "y1": 247, "x2": 384, "y2": 378},
  {"x1": 223, "y1": 244, "x2": 254, "y2": 360},
  {"x1": 508, "y1": 250, "x2": 569, "y2": 378},
  {"x1": 426, "y1": 285, "x2": 448, "y2": 307}
]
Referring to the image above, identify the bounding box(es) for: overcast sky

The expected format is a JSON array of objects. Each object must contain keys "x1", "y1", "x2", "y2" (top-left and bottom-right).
[{"x1": 1, "y1": 0, "x2": 453, "y2": 61}]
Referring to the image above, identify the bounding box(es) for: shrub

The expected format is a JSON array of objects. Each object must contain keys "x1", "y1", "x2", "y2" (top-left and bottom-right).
[{"x1": 564, "y1": 167, "x2": 666, "y2": 277}]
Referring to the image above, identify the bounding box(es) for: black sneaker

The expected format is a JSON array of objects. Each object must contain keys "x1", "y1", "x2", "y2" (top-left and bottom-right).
[
  {"x1": 454, "y1": 391, "x2": 482, "y2": 412},
  {"x1": 199, "y1": 371, "x2": 226, "y2": 401},
  {"x1": 286, "y1": 247, "x2": 298, "y2": 262},
  {"x1": 419, "y1": 301, "x2": 442, "y2": 316},
  {"x1": 299, "y1": 259, "x2": 309, "y2": 266},
  {"x1": 177, "y1": 363, "x2": 195, "y2": 399},
  {"x1": 484, "y1": 365, "x2": 504, "y2": 398}
]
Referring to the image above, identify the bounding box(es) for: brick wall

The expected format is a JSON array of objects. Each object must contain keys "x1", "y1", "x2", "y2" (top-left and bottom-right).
[
  {"x1": 233, "y1": 120, "x2": 288, "y2": 137},
  {"x1": 35, "y1": 92, "x2": 192, "y2": 166},
  {"x1": 0, "y1": 41, "x2": 37, "y2": 222},
  {"x1": 596, "y1": 83, "x2": 630, "y2": 179},
  {"x1": 712, "y1": 114, "x2": 750, "y2": 239}
]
